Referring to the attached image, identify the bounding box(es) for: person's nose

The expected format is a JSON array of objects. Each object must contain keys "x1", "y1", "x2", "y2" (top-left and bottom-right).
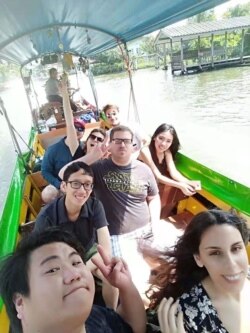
[
  {"x1": 224, "y1": 253, "x2": 237, "y2": 269},
  {"x1": 64, "y1": 266, "x2": 81, "y2": 284},
  {"x1": 120, "y1": 141, "x2": 126, "y2": 147}
]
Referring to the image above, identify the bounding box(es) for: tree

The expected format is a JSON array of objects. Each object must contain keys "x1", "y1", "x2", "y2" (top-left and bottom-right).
[
  {"x1": 140, "y1": 36, "x2": 155, "y2": 55},
  {"x1": 223, "y1": 2, "x2": 250, "y2": 18},
  {"x1": 188, "y1": 9, "x2": 216, "y2": 23}
]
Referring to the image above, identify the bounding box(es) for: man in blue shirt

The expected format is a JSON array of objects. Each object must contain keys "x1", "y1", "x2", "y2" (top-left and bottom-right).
[{"x1": 41, "y1": 118, "x2": 85, "y2": 203}]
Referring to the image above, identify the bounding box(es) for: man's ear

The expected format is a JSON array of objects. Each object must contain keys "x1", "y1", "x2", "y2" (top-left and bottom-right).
[
  {"x1": 60, "y1": 181, "x2": 67, "y2": 193},
  {"x1": 193, "y1": 254, "x2": 204, "y2": 268},
  {"x1": 13, "y1": 293, "x2": 24, "y2": 320}
]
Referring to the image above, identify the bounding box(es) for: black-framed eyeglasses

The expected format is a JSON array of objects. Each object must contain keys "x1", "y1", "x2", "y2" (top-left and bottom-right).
[
  {"x1": 89, "y1": 133, "x2": 104, "y2": 143},
  {"x1": 66, "y1": 181, "x2": 93, "y2": 190},
  {"x1": 112, "y1": 138, "x2": 133, "y2": 145}
]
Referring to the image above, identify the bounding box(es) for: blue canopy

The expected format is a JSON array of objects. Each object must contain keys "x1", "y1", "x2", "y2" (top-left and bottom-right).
[{"x1": 0, "y1": 0, "x2": 228, "y2": 66}]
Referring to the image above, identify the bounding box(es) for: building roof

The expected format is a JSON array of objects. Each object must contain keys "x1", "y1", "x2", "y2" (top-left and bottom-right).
[{"x1": 155, "y1": 16, "x2": 250, "y2": 44}]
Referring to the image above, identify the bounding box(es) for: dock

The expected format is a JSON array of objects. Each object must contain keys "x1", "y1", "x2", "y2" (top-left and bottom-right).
[{"x1": 155, "y1": 16, "x2": 250, "y2": 75}]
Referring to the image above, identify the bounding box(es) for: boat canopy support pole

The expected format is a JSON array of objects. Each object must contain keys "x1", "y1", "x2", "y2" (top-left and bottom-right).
[
  {"x1": 87, "y1": 66, "x2": 99, "y2": 116},
  {"x1": 20, "y1": 68, "x2": 37, "y2": 128},
  {"x1": 117, "y1": 40, "x2": 140, "y2": 124},
  {"x1": 0, "y1": 97, "x2": 31, "y2": 174}
]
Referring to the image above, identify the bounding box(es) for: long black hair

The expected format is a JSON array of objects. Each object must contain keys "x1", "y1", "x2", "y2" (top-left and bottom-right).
[
  {"x1": 148, "y1": 209, "x2": 249, "y2": 308},
  {"x1": 149, "y1": 123, "x2": 180, "y2": 160}
]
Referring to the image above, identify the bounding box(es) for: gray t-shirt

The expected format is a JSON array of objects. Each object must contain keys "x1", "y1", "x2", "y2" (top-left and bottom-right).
[
  {"x1": 45, "y1": 77, "x2": 60, "y2": 96},
  {"x1": 92, "y1": 158, "x2": 158, "y2": 235}
]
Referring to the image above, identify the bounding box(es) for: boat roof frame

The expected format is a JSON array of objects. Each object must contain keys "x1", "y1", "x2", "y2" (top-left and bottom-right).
[{"x1": 0, "y1": 0, "x2": 229, "y2": 67}]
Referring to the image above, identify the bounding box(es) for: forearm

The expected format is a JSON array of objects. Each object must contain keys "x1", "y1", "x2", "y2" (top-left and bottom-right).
[
  {"x1": 148, "y1": 195, "x2": 161, "y2": 226},
  {"x1": 117, "y1": 284, "x2": 146, "y2": 333},
  {"x1": 58, "y1": 153, "x2": 98, "y2": 179},
  {"x1": 156, "y1": 171, "x2": 187, "y2": 189},
  {"x1": 169, "y1": 168, "x2": 189, "y2": 183},
  {"x1": 41, "y1": 170, "x2": 61, "y2": 188},
  {"x1": 97, "y1": 228, "x2": 112, "y2": 256}
]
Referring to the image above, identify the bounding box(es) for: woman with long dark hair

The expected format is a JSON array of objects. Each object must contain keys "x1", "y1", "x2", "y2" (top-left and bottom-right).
[
  {"x1": 148, "y1": 209, "x2": 250, "y2": 333},
  {"x1": 139, "y1": 123, "x2": 201, "y2": 217}
]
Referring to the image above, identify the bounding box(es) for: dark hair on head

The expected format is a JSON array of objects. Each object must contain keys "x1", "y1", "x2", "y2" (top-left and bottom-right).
[
  {"x1": 86, "y1": 128, "x2": 106, "y2": 142},
  {"x1": 110, "y1": 125, "x2": 134, "y2": 141},
  {"x1": 0, "y1": 228, "x2": 85, "y2": 333},
  {"x1": 149, "y1": 123, "x2": 180, "y2": 160},
  {"x1": 148, "y1": 209, "x2": 249, "y2": 308},
  {"x1": 49, "y1": 67, "x2": 57, "y2": 76},
  {"x1": 63, "y1": 161, "x2": 94, "y2": 182},
  {"x1": 102, "y1": 104, "x2": 119, "y2": 114}
]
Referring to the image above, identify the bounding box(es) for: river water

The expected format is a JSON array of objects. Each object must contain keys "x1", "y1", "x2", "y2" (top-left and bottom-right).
[{"x1": 0, "y1": 66, "x2": 250, "y2": 215}]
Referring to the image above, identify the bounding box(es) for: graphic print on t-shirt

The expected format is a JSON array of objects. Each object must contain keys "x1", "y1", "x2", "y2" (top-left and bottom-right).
[{"x1": 103, "y1": 171, "x2": 145, "y2": 193}]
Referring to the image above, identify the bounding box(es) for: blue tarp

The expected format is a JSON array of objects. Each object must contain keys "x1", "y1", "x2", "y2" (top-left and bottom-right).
[{"x1": 0, "y1": 0, "x2": 228, "y2": 65}]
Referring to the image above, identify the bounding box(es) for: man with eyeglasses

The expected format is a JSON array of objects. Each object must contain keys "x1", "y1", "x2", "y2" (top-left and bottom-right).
[
  {"x1": 101, "y1": 104, "x2": 149, "y2": 157},
  {"x1": 35, "y1": 161, "x2": 118, "y2": 309},
  {"x1": 60, "y1": 125, "x2": 161, "y2": 260}
]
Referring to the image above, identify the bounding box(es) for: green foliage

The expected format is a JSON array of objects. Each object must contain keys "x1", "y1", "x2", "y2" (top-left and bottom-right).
[
  {"x1": 223, "y1": 2, "x2": 250, "y2": 18},
  {"x1": 0, "y1": 63, "x2": 19, "y2": 82},
  {"x1": 91, "y1": 62, "x2": 124, "y2": 76},
  {"x1": 140, "y1": 36, "x2": 155, "y2": 54},
  {"x1": 93, "y1": 47, "x2": 122, "y2": 64},
  {"x1": 188, "y1": 9, "x2": 216, "y2": 23}
]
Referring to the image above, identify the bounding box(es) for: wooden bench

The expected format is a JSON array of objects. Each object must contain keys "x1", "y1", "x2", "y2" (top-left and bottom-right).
[{"x1": 20, "y1": 171, "x2": 48, "y2": 228}]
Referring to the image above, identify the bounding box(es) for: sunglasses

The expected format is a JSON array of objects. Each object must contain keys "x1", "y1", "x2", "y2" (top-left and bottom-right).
[
  {"x1": 106, "y1": 112, "x2": 118, "y2": 118},
  {"x1": 89, "y1": 133, "x2": 104, "y2": 143}
]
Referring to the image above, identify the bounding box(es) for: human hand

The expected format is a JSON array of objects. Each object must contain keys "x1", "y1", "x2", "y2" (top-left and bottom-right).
[
  {"x1": 179, "y1": 182, "x2": 196, "y2": 196},
  {"x1": 88, "y1": 137, "x2": 110, "y2": 161},
  {"x1": 58, "y1": 73, "x2": 68, "y2": 94},
  {"x1": 158, "y1": 297, "x2": 186, "y2": 333},
  {"x1": 187, "y1": 180, "x2": 201, "y2": 191},
  {"x1": 91, "y1": 245, "x2": 132, "y2": 290}
]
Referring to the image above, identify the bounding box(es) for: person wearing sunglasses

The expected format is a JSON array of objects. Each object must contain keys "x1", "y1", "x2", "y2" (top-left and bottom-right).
[
  {"x1": 101, "y1": 104, "x2": 149, "y2": 157},
  {"x1": 85, "y1": 129, "x2": 106, "y2": 153},
  {"x1": 35, "y1": 161, "x2": 118, "y2": 309}
]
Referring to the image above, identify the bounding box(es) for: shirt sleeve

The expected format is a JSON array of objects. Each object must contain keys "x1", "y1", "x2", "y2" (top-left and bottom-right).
[
  {"x1": 33, "y1": 207, "x2": 53, "y2": 233},
  {"x1": 146, "y1": 164, "x2": 159, "y2": 197},
  {"x1": 92, "y1": 198, "x2": 108, "y2": 229},
  {"x1": 41, "y1": 147, "x2": 61, "y2": 189},
  {"x1": 86, "y1": 305, "x2": 133, "y2": 333}
]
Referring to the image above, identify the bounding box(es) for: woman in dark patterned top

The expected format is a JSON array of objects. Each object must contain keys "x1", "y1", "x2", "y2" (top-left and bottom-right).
[{"x1": 148, "y1": 210, "x2": 250, "y2": 333}]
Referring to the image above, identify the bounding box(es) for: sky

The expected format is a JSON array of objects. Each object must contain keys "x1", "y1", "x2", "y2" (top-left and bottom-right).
[{"x1": 162, "y1": 0, "x2": 250, "y2": 29}]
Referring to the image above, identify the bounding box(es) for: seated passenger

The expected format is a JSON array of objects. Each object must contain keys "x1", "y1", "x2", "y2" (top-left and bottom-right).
[
  {"x1": 42, "y1": 75, "x2": 106, "y2": 204},
  {"x1": 0, "y1": 228, "x2": 146, "y2": 333},
  {"x1": 147, "y1": 210, "x2": 250, "y2": 333},
  {"x1": 139, "y1": 123, "x2": 200, "y2": 216},
  {"x1": 45, "y1": 67, "x2": 77, "y2": 112},
  {"x1": 36, "y1": 161, "x2": 117, "y2": 309},
  {"x1": 101, "y1": 104, "x2": 149, "y2": 153},
  {"x1": 41, "y1": 117, "x2": 86, "y2": 204}
]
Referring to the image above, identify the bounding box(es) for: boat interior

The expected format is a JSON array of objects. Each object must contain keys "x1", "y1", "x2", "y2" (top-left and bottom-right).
[{"x1": 18, "y1": 122, "x2": 250, "y2": 262}]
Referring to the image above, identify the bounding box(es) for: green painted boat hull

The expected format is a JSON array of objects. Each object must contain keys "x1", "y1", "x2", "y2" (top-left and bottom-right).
[{"x1": 176, "y1": 153, "x2": 250, "y2": 216}]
